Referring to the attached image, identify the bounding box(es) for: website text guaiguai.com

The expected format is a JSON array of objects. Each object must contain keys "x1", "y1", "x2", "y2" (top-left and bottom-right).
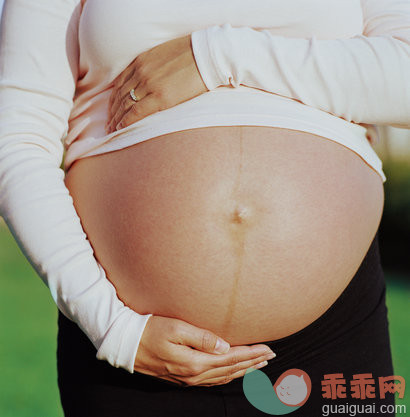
[{"x1": 322, "y1": 403, "x2": 406, "y2": 416}]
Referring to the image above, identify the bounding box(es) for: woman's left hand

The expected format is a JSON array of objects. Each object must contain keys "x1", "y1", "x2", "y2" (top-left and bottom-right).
[{"x1": 105, "y1": 34, "x2": 208, "y2": 134}]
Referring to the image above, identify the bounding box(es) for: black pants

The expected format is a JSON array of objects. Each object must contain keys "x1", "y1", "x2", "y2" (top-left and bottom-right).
[{"x1": 57, "y1": 230, "x2": 395, "y2": 417}]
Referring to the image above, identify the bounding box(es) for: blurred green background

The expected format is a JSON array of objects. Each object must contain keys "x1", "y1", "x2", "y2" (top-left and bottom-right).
[{"x1": 0, "y1": 129, "x2": 409, "y2": 416}]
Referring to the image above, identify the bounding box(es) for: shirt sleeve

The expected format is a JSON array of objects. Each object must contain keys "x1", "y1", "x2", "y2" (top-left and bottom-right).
[
  {"x1": 0, "y1": 0, "x2": 151, "y2": 374},
  {"x1": 191, "y1": 0, "x2": 410, "y2": 129}
]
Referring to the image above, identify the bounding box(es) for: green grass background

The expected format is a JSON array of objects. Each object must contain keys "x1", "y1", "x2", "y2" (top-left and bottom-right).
[{"x1": 0, "y1": 224, "x2": 409, "y2": 417}]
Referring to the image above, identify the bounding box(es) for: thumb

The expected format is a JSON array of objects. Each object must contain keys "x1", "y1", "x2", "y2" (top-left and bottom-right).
[{"x1": 180, "y1": 323, "x2": 230, "y2": 354}]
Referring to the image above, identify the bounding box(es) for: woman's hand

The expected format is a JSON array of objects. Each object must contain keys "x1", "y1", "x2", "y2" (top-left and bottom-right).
[
  {"x1": 105, "y1": 34, "x2": 208, "y2": 134},
  {"x1": 134, "y1": 315, "x2": 276, "y2": 387}
]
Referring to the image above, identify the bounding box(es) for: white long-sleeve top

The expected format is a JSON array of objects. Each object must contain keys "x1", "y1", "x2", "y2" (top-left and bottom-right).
[{"x1": 1, "y1": 0, "x2": 409, "y2": 373}]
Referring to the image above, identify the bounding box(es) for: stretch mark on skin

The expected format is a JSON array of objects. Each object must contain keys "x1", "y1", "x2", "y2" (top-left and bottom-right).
[{"x1": 222, "y1": 127, "x2": 247, "y2": 335}]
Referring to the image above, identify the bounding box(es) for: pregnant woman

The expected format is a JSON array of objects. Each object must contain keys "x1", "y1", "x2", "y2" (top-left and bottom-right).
[{"x1": 0, "y1": 0, "x2": 409, "y2": 416}]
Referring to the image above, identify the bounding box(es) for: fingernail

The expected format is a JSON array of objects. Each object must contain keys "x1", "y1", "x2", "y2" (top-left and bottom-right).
[
  {"x1": 255, "y1": 360, "x2": 268, "y2": 368},
  {"x1": 116, "y1": 122, "x2": 123, "y2": 130},
  {"x1": 214, "y1": 339, "x2": 230, "y2": 354},
  {"x1": 256, "y1": 347, "x2": 274, "y2": 356},
  {"x1": 266, "y1": 352, "x2": 276, "y2": 360}
]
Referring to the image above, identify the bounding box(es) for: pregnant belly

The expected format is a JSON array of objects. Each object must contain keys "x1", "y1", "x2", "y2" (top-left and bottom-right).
[{"x1": 64, "y1": 126, "x2": 384, "y2": 345}]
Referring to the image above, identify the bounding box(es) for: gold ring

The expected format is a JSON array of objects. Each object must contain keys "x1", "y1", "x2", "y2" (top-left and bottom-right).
[{"x1": 130, "y1": 89, "x2": 141, "y2": 102}]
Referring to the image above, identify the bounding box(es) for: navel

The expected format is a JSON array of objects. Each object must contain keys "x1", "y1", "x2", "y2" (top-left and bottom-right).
[{"x1": 230, "y1": 204, "x2": 251, "y2": 225}]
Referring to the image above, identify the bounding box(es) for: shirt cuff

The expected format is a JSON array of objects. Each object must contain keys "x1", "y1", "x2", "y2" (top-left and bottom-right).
[
  {"x1": 96, "y1": 310, "x2": 153, "y2": 373},
  {"x1": 191, "y1": 27, "x2": 225, "y2": 90}
]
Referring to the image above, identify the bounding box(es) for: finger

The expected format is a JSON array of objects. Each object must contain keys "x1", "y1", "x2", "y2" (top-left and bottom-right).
[
  {"x1": 108, "y1": 66, "x2": 138, "y2": 123},
  {"x1": 177, "y1": 352, "x2": 274, "y2": 386},
  {"x1": 204, "y1": 353, "x2": 274, "y2": 381},
  {"x1": 107, "y1": 95, "x2": 135, "y2": 133},
  {"x1": 108, "y1": 92, "x2": 132, "y2": 131},
  {"x1": 116, "y1": 93, "x2": 160, "y2": 130},
  {"x1": 121, "y1": 76, "x2": 144, "y2": 106},
  {"x1": 108, "y1": 88, "x2": 126, "y2": 123},
  {"x1": 176, "y1": 323, "x2": 231, "y2": 354},
  {"x1": 108, "y1": 66, "x2": 136, "y2": 113},
  {"x1": 110, "y1": 76, "x2": 142, "y2": 123},
  {"x1": 135, "y1": 351, "x2": 273, "y2": 388},
  {"x1": 111, "y1": 63, "x2": 136, "y2": 97},
  {"x1": 176, "y1": 321, "x2": 275, "y2": 359},
  {"x1": 136, "y1": 343, "x2": 275, "y2": 382},
  {"x1": 191, "y1": 344, "x2": 276, "y2": 368},
  {"x1": 169, "y1": 343, "x2": 275, "y2": 378},
  {"x1": 200, "y1": 360, "x2": 270, "y2": 387}
]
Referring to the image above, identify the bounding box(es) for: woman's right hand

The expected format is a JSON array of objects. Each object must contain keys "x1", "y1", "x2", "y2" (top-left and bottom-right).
[{"x1": 134, "y1": 315, "x2": 276, "y2": 387}]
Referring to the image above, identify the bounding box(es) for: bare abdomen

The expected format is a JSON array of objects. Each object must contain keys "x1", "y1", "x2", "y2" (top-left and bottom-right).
[{"x1": 64, "y1": 126, "x2": 384, "y2": 345}]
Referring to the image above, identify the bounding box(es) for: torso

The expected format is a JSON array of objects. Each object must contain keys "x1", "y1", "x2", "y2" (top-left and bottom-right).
[{"x1": 64, "y1": 126, "x2": 384, "y2": 345}]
